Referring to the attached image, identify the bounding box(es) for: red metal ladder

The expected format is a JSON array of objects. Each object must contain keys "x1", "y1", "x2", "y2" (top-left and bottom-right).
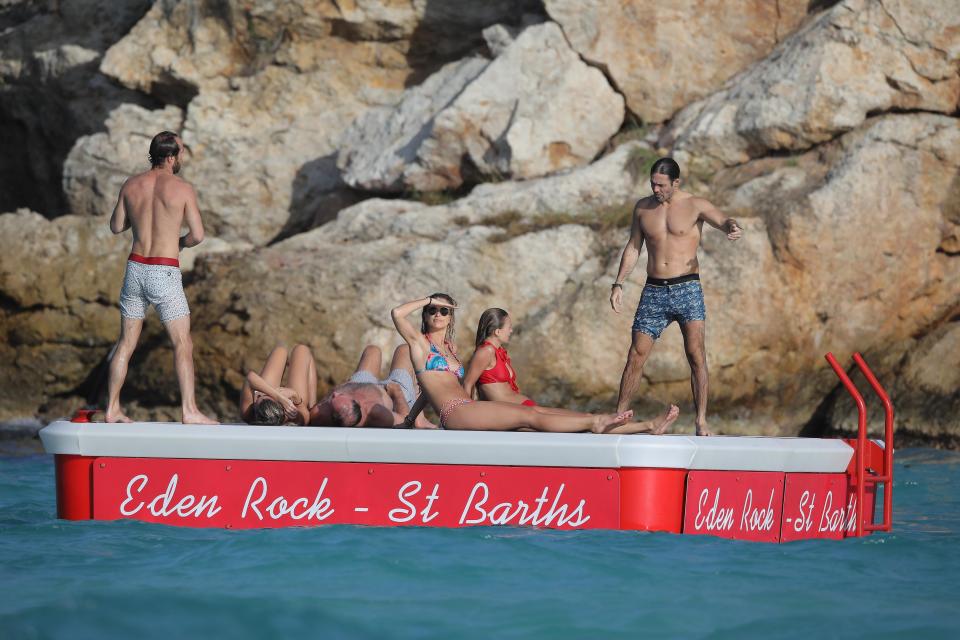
[{"x1": 824, "y1": 352, "x2": 894, "y2": 536}]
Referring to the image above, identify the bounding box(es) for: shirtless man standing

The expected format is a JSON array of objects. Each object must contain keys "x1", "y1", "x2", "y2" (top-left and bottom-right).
[
  {"x1": 310, "y1": 344, "x2": 435, "y2": 428},
  {"x1": 610, "y1": 157, "x2": 741, "y2": 436},
  {"x1": 105, "y1": 131, "x2": 217, "y2": 424}
]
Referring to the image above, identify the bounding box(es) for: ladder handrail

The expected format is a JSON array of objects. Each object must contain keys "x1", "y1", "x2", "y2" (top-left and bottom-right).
[
  {"x1": 852, "y1": 352, "x2": 894, "y2": 531},
  {"x1": 824, "y1": 352, "x2": 868, "y2": 537}
]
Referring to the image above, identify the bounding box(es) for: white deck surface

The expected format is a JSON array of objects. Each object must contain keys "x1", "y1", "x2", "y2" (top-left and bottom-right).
[{"x1": 40, "y1": 421, "x2": 858, "y2": 473}]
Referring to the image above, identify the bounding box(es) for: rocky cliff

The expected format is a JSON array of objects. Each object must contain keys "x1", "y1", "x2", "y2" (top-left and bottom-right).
[{"x1": 1, "y1": 0, "x2": 957, "y2": 445}]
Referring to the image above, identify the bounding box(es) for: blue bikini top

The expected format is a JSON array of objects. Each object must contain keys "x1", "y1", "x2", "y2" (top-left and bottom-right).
[{"x1": 415, "y1": 335, "x2": 464, "y2": 379}]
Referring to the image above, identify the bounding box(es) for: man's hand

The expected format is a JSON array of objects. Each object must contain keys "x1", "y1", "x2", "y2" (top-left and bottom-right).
[
  {"x1": 725, "y1": 219, "x2": 742, "y2": 241},
  {"x1": 384, "y1": 382, "x2": 406, "y2": 412},
  {"x1": 610, "y1": 285, "x2": 624, "y2": 314}
]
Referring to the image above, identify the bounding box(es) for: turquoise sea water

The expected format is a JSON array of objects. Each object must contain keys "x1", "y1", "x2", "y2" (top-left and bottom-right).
[{"x1": 1, "y1": 449, "x2": 958, "y2": 639}]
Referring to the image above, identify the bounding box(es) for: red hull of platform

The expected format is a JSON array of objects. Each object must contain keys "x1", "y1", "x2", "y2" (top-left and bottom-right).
[{"x1": 54, "y1": 451, "x2": 879, "y2": 541}]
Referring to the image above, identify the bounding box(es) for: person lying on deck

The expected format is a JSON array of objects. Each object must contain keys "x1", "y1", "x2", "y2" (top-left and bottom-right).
[
  {"x1": 240, "y1": 344, "x2": 317, "y2": 426},
  {"x1": 310, "y1": 344, "x2": 436, "y2": 429}
]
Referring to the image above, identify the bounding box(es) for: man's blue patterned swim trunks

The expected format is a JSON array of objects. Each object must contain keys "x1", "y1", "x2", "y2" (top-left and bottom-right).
[{"x1": 632, "y1": 273, "x2": 706, "y2": 339}]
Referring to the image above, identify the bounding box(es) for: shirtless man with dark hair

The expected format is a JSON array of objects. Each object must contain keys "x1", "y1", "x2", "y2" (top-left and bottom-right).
[
  {"x1": 610, "y1": 157, "x2": 741, "y2": 436},
  {"x1": 105, "y1": 131, "x2": 217, "y2": 424}
]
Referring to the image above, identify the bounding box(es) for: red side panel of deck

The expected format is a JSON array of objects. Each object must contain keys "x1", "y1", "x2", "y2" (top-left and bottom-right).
[
  {"x1": 55, "y1": 454, "x2": 95, "y2": 520},
  {"x1": 682, "y1": 471, "x2": 785, "y2": 542},
  {"x1": 781, "y1": 474, "x2": 854, "y2": 541},
  {"x1": 620, "y1": 468, "x2": 687, "y2": 533},
  {"x1": 56, "y1": 453, "x2": 878, "y2": 541},
  {"x1": 90, "y1": 458, "x2": 621, "y2": 530}
]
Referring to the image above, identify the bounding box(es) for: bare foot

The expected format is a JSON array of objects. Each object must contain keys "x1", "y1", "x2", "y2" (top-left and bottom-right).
[
  {"x1": 695, "y1": 420, "x2": 713, "y2": 436},
  {"x1": 414, "y1": 415, "x2": 439, "y2": 429},
  {"x1": 105, "y1": 409, "x2": 133, "y2": 424},
  {"x1": 651, "y1": 405, "x2": 680, "y2": 435},
  {"x1": 182, "y1": 410, "x2": 219, "y2": 425},
  {"x1": 592, "y1": 410, "x2": 634, "y2": 434}
]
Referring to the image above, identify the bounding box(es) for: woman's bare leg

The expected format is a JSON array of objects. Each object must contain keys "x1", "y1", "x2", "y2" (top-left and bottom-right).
[
  {"x1": 531, "y1": 405, "x2": 597, "y2": 418},
  {"x1": 600, "y1": 405, "x2": 680, "y2": 434},
  {"x1": 446, "y1": 401, "x2": 634, "y2": 434},
  {"x1": 529, "y1": 404, "x2": 679, "y2": 434},
  {"x1": 286, "y1": 344, "x2": 316, "y2": 424},
  {"x1": 306, "y1": 347, "x2": 318, "y2": 407},
  {"x1": 259, "y1": 345, "x2": 289, "y2": 387}
]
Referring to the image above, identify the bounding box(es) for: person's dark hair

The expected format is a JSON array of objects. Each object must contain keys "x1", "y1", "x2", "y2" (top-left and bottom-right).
[
  {"x1": 650, "y1": 157, "x2": 681, "y2": 182},
  {"x1": 252, "y1": 398, "x2": 285, "y2": 426},
  {"x1": 331, "y1": 399, "x2": 362, "y2": 427},
  {"x1": 475, "y1": 308, "x2": 509, "y2": 347},
  {"x1": 149, "y1": 131, "x2": 180, "y2": 167},
  {"x1": 421, "y1": 292, "x2": 457, "y2": 344}
]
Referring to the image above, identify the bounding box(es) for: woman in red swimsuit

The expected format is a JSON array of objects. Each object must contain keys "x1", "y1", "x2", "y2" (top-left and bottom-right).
[
  {"x1": 464, "y1": 308, "x2": 538, "y2": 406},
  {"x1": 464, "y1": 308, "x2": 678, "y2": 429}
]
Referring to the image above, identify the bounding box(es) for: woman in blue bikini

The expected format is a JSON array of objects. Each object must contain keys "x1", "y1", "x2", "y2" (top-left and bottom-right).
[{"x1": 392, "y1": 293, "x2": 662, "y2": 433}]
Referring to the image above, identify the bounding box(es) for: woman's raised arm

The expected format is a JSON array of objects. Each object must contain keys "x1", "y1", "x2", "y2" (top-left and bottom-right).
[
  {"x1": 390, "y1": 295, "x2": 453, "y2": 345},
  {"x1": 391, "y1": 297, "x2": 430, "y2": 344},
  {"x1": 244, "y1": 370, "x2": 297, "y2": 418}
]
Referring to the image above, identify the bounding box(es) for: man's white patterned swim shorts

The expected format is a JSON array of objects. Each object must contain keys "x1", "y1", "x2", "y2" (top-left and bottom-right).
[{"x1": 118, "y1": 259, "x2": 190, "y2": 323}]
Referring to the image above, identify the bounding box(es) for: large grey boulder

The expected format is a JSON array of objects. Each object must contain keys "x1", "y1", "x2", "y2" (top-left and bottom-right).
[
  {"x1": 101, "y1": 0, "x2": 542, "y2": 100},
  {"x1": 544, "y1": 0, "x2": 811, "y2": 123},
  {"x1": 338, "y1": 57, "x2": 489, "y2": 193},
  {"x1": 366, "y1": 21, "x2": 626, "y2": 193},
  {"x1": 662, "y1": 0, "x2": 960, "y2": 172},
  {"x1": 329, "y1": 141, "x2": 651, "y2": 244},
  {"x1": 175, "y1": 63, "x2": 404, "y2": 244}
]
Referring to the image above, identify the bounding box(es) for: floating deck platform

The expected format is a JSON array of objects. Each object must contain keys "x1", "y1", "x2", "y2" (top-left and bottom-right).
[
  {"x1": 40, "y1": 352, "x2": 893, "y2": 542},
  {"x1": 39, "y1": 422, "x2": 882, "y2": 542}
]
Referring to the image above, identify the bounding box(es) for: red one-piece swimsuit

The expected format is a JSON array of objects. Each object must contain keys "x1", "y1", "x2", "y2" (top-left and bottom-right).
[{"x1": 476, "y1": 341, "x2": 536, "y2": 407}]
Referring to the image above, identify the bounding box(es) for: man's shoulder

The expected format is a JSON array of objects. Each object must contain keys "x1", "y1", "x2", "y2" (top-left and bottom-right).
[
  {"x1": 161, "y1": 173, "x2": 195, "y2": 192},
  {"x1": 679, "y1": 192, "x2": 713, "y2": 209},
  {"x1": 634, "y1": 195, "x2": 658, "y2": 212},
  {"x1": 123, "y1": 171, "x2": 152, "y2": 189}
]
